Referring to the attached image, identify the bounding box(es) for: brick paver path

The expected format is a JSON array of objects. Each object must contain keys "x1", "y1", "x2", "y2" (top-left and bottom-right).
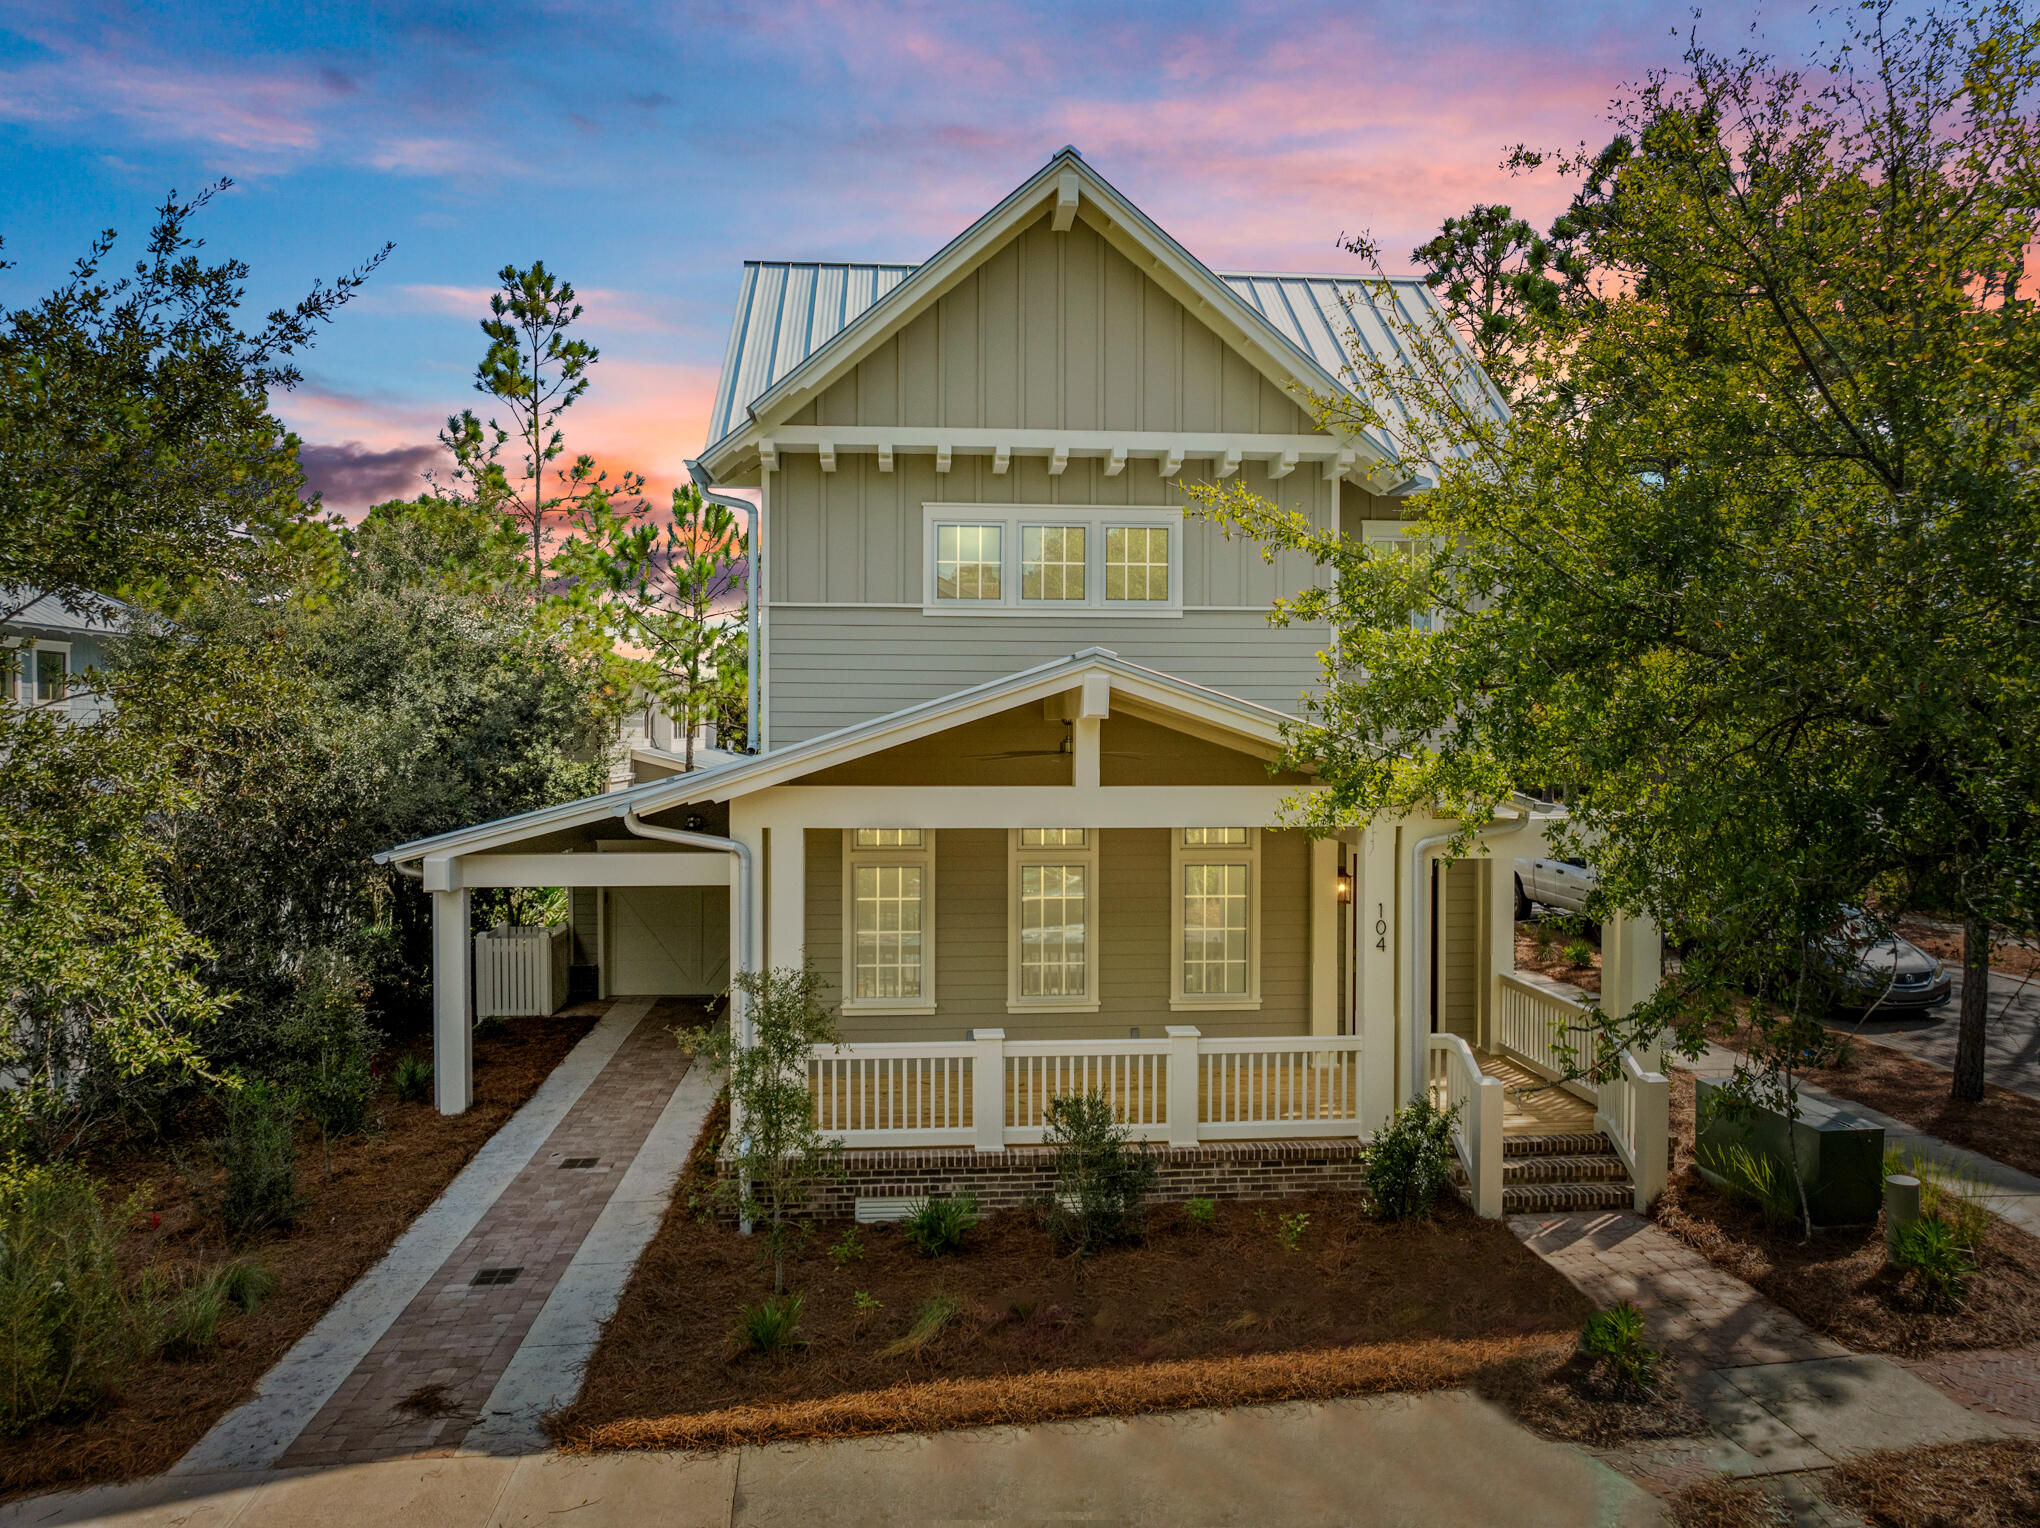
[
  {"x1": 279, "y1": 1000, "x2": 699, "y2": 1466},
  {"x1": 1511, "y1": 1210, "x2": 1847, "y2": 1373},
  {"x1": 1905, "y1": 1346, "x2": 2040, "y2": 1435}
]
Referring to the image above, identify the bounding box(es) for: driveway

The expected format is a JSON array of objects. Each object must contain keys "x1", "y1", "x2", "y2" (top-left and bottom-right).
[{"x1": 1826, "y1": 966, "x2": 2040, "y2": 1102}]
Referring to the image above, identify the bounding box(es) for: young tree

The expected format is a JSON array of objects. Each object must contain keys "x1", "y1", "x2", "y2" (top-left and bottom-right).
[
  {"x1": 1400, "y1": 204, "x2": 1571, "y2": 400},
  {"x1": 440, "y1": 262, "x2": 643, "y2": 582},
  {"x1": 1190, "y1": 1, "x2": 2040, "y2": 1172},
  {"x1": 554, "y1": 482, "x2": 749, "y2": 768},
  {"x1": 0, "y1": 183, "x2": 387, "y2": 623},
  {"x1": 680, "y1": 966, "x2": 842, "y2": 1296}
]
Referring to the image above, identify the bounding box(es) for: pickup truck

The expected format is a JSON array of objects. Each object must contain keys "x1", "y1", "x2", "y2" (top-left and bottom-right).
[{"x1": 1514, "y1": 855, "x2": 1598, "y2": 919}]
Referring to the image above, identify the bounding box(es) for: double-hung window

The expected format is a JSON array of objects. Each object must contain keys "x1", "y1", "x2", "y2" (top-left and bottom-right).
[
  {"x1": 925, "y1": 506, "x2": 1181, "y2": 615},
  {"x1": 1361, "y1": 523, "x2": 1442, "y2": 633},
  {"x1": 843, "y1": 829, "x2": 936, "y2": 1013},
  {"x1": 1172, "y1": 827, "x2": 1260, "y2": 1009},
  {"x1": 1008, "y1": 829, "x2": 1098, "y2": 1012}
]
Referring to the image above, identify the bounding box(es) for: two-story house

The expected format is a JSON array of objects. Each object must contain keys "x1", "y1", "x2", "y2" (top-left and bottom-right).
[{"x1": 381, "y1": 149, "x2": 1667, "y2": 1217}]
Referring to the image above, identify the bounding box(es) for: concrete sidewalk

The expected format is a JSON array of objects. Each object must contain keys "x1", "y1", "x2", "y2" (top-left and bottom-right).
[{"x1": 0, "y1": 1393, "x2": 1665, "y2": 1528}]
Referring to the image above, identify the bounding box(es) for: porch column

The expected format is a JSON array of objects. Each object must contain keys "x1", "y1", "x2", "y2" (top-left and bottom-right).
[
  {"x1": 1309, "y1": 836, "x2": 1339, "y2": 1037},
  {"x1": 766, "y1": 825, "x2": 805, "y2": 971},
  {"x1": 431, "y1": 886, "x2": 473, "y2": 1115},
  {"x1": 1355, "y1": 820, "x2": 1400, "y2": 1131},
  {"x1": 1602, "y1": 912, "x2": 1664, "y2": 1064},
  {"x1": 729, "y1": 801, "x2": 767, "y2": 1048},
  {"x1": 1487, "y1": 848, "x2": 1515, "y2": 1052}
]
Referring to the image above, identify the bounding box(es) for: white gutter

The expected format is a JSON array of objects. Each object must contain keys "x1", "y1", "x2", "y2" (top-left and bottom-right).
[
  {"x1": 685, "y1": 458, "x2": 760, "y2": 756},
  {"x1": 1407, "y1": 812, "x2": 1530, "y2": 1105},
  {"x1": 616, "y1": 807, "x2": 754, "y2": 1047}
]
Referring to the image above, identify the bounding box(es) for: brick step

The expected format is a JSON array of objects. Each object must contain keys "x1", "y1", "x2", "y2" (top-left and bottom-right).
[
  {"x1": 1503, "y1": 1131, "x2": 1611, "y2": 1158},
  {"x1": 1503, "y1": 1152, "x2": 1630, "y2": 1185},
  {"x1": 1502, "y1": 1180, "x2": 1635, "y2": 1213}
]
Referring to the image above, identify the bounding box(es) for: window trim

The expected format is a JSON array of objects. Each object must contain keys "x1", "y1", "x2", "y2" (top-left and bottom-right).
[
  {"x1": 841, "y1": 828, "x2": 938, "y2": 1016},
  {"x1": 1170, "y1": 826, "x2": 1262, "y2": 1011},
  {"x1": 1006, "y1": 829, "x2": 1101, "y2": 1014},
  {"x1": 921, "y1": 504, "x2": 1183, "y2": 617},
  {"x1": 9, "y1": 639, "x2": 71, "y2": 713}
]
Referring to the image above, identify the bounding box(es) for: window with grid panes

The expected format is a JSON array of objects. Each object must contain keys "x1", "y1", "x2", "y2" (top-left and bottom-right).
[
  {"x1": 1021, "y1": 525, "x2": 1086, "y2": 601},
  {"x1": 1105, "y1": 524, "x2": 1170, "y2": 601},
  {"x1": 934, "y1": 524, "x2": 1002, "y2": 600}
]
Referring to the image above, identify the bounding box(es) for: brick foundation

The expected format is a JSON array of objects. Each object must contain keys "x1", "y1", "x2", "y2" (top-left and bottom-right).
[{"x1": 756, "y1": 1140, "x2": 1373, "y2": 1219}]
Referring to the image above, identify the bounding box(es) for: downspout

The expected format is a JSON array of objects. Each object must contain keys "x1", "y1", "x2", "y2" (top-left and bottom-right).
[
  {"x1": 1406, "y1": 812, "x2": 1530, "y2": 1105},
  {"x1": 684, "y1": 458, "x2": 760, "y2": 756},
  {"x1": 616, "y1": 806, "x2": 755, "y2": 1045}
]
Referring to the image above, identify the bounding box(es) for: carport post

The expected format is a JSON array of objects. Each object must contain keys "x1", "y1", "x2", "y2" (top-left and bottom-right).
[{"x1": 430, "y1": 877, "x2": 474, "y2": 1115}]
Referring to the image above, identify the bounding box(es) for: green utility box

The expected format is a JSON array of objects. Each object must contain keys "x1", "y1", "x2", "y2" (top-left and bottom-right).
[{"x1": 1694, "y1": 1077, "x2": 1886, "y2": 1225}]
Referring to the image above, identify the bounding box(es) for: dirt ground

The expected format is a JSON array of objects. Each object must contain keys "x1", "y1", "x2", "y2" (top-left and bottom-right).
[
  {"x1": 1793, "y1": 1032, "x2": 2040, "y2": 1182},
  {"x1": 0, "y1": 1006, "x2": 599, "y2": 1502},
  {"x1": 1515, "y1": 920, "x2": 1603, "y2": 994},
  {"x1": 1654, "y1": 1071, "x2": 2040, "y2": 1359},
  {"x1": 554, "y1": 1123, "x2": 1700, "y2": 1454}
]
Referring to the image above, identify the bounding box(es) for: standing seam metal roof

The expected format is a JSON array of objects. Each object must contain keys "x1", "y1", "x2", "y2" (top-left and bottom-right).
[{"x1": 704, "y1": 260, "x2": 1499, "y2": 455}]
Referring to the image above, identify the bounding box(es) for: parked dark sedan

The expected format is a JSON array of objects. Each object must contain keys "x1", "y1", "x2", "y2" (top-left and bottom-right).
[{"x1": 1821, "y1": 916, "x2": 1953, "y2": 1014}]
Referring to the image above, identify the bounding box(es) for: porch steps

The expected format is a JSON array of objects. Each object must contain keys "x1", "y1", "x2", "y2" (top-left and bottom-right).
[{"x1": 1459, "y1": 1131, "x2": 1636, "y2": 1214}]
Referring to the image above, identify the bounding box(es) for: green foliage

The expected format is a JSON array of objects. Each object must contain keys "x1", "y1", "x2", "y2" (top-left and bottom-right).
[
  {"x1": 901, "y1": 1194, "x2": 980, "y2": 1258},
  {"x1": 1402, "y1": 202, "x2": 1574, "y2": 399},
  {"x1": 1886, "y1": 1145, "x2": 1991, "y2": 1252},
  {"x1": 1042, "y1": 1090, "x2": 1160, "y2": 1256},
  {"x1": 1892, "y1": 1217, "x2": 1972, "y2": 1306},
  {"x1": 391, "y1": 1055, "x2": 433, "y2": 1105},
  {"x1": 828, "y1": 1225, "x2": 865, "y2": 1266},
  {"x1": 880, "y1": 1293, "x2": 959, "y2": 1358},
  {"x1": 279, "y1": 950, "x2": 380, "y2": 1174},
  {"x1": 158, "y1": 1257, "x2": 276, "y2": 1359},
  {"x1": 681, "y1": 966, "x2": 843, "y2": 1295},
  {"x1": 1186, "y1": 5, "x2": 2040, "y2": 1112},
  {"x1": 1277, "y1": 1211, "x2": 1311, "y2": 1252},
  {"x1": 852, "y1": 1290, "x2": 881, "y2": 1317},
  {"x1": 1701, "y1": 1142, "x2": 1799, "y2": 1232},
  {"x1": 1366, "y1": 1096, "x2": 1461, "y2": 1222},
  {"x1": 736, "y1": 1293, "x2": 804, "y2": 1356},
  {"x1": 0, "y1": 707, "x2": 223, "y2": 1161},
  {"x1": 209, "y1": 1080, "x2": 301, "y2": 1237},
  {"x1": 0, "y1": 1160, "x2": 155, "y2": 1433},
  {"x1": 1183, "y1": 1197, "x2": 1217, "y2": 1231},
  {"x1": 1580, "y1": 1301, "x2": 1664, "y2": 1394},
  {"x1": 1562, "y1": 940, "x2": 1596, "y2": 971}
]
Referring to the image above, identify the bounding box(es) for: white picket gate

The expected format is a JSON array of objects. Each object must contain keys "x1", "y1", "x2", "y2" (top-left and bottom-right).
[{"x1": 474, "y1": 923, "x2": 571, "y2": 1019}]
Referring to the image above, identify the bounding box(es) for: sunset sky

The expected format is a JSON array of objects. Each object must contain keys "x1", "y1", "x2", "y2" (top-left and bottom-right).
[{"x1": 0, "y1": 1, "x2": 1830, "y2": 515}]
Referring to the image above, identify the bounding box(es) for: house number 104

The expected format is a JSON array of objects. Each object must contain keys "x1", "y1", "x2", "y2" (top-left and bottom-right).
[{"x1": 1374, "y1": 903, "x2": 1388, "y2": 952}]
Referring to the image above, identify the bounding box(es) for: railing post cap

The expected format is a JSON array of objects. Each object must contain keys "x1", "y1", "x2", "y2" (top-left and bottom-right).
[
  {"x1": 970, "y1": 1028, "x2": 1006, "y2": 1041},
  {"x1": 1165, "y1": 1025, "x2": 1202, "y2": 1038}
]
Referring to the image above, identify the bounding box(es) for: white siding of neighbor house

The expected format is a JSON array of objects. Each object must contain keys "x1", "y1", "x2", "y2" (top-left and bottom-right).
[{"x1": 806, "y1": 826, "x2": 1310, "y2": 1044}]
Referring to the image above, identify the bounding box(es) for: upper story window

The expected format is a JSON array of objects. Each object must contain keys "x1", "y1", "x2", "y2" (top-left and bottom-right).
[
  {"x1": 6, "y1": 641, "x2": 70, "y2": 712},
  {"x1": 935, "y1": 525, "x2": 1003, "y2": 601},
  {"x1": 924, "y1": 505, "x2": 1182, "y2": 617},
  {"x1": 1359, "y1": 521, "x2": 1442, "y2": 633}
]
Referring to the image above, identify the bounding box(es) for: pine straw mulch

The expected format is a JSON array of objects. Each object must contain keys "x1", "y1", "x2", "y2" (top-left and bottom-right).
[
  {"x1": 551, "y1": 1127, "x2": 1698, "y2": 1455},
  {"x1": 0, "y1": 1005, "x2": 602, "y2": 1503},
  {"x1": 1514, "y1": 921, "x2": 1603, "y2": 994},
  {"x1": 1796, "y1": 1032, "x2": 2040, "y2": 1183},
  {"x1": 1824, "y1": 1437, "x2": 2040, "y2": 1528},
  {"x1": 1892, "y1": 915, "x2": 2040, "y2": 981},
  {"x1": 1665, "y1": 1475, "x2": 1793, "y2": 1528},
  {"x1": 1653, "y1": 1070, "x2": 2040, "y2": 1359}
]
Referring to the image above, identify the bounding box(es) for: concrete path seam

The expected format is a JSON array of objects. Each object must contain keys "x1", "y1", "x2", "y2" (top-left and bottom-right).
[
  {"x1": 462, "y1": 1061, "x2": 725, "y2": 1456},
  {"x1": 172, "y1": 998, "x2": 657, "y2": 1477}
]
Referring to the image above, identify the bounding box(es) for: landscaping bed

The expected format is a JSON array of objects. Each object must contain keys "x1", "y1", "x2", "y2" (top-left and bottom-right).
[
  {"x1": 0, "y1": 1005, "x2": 600, "y2": 1502},
  {"x1": 1826, "y1": 1437, "x2": 2040, "y2": 1528},
  {"x1": 1514, "y1": 920, "x2": 1602, "y2": 993},
  {"x1": 1655, "y1": 1071, "x2": 2040, "y2": 1358},
  {"x1": 553, "y1": 1152, "x2": 1697, "y2": 1453},
  {"x1": 1797, "y1": 1032, "x2": 2040, "y2": 1182}
]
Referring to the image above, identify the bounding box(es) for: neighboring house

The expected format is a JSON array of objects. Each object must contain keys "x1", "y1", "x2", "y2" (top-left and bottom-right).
[
  {"x1": 1, "y1": 588, "x2": 126, "y2": 725},
  {"x1": 380, "y1": 149, "x2": 1668, "y2": 1216}
]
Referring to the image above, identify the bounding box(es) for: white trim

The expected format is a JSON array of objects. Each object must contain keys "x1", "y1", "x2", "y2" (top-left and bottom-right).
[
  {"x1": 922, "y1": 504, "x2": 1183, "y2": 617},
  {"x1": 7, "y1": 637, "x2": 71, "y2": 713},
  {"x1": 462, "y1": 853, "x2": 730, "y2": 888},
  {"x1": 1170, "y1": 827, "x2": 1263, "y2": 1012},
  {"x1": 840, "y1": 828, "x2": 938, "y2": 1016},
  {"x1": 1006, "y1": 829, "x2": 1101, "y2": 1014}
]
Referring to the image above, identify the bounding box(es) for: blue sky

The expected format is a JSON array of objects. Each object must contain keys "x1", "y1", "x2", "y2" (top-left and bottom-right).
[{"x1": 0, "y1": 2, "x2": 1826, "y2": 513}]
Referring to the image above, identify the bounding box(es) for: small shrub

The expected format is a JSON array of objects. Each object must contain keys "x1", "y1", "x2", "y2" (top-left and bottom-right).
[
  {"x1": 210, "y1": 1079, "x2": 301, "y2": 1236},
  {"x1": 1563, "y1": 939, "x2": 1596, "y2": 970},
  {"x1": 880, "y1": 1292, "x2": 959, "y2": 1358},
  {"x1": 1887, "y1": 1146, "x2": 1992, "y2": 1251},
  {"x1": 1277, "y1": 1211, "x2": 1310, "y2": 1252},
  {"x1": 391, "y1": 1054, "x2": 433, "y2": 1104},
  {"x1": 1042, "y1": 1091, "x2": 1159, "y2": 1256},
  {"x1": 1534, "y1": 924, "x2": 1556, "y2": 958},
  {"x1": 1892, "y1": 1217, "x2": 1972, "y2": 1305},
  {"x1": 902, "y1": 1194, "x2": 979, "y2": 1257},
  {"x1": 828, "y1": 1224, "x2": 865, "y2": 1265},
  {"x1": 158, "y1": 1258, "x2": 273, "y2": 1360},
  {"x1": 1701, "y1": 1142, "x2": 1799, "y2": 1231},
  {"x1": 1183, "y1": 1197, "x2": 1217, "y2": 1231},
  {"x1": 852, "y1": 1290, "x2": 881, "y2": 1317},
  {"x1": 1580, "y1": 1301, "x2": 1664, "y2": 1394},
  {"x1": 0, "y1": 1160, "x2": 154, "y2": 1433},
  {"x1": 737, "y1": 1293, "x2": 804, "y2": 1354},
  {"x1": 1366, "y1": 1095, "x2": 1460, "y2": 1222},
  {"x1": 279, "y1": 949, "x2": 380, "y2": 1174}
]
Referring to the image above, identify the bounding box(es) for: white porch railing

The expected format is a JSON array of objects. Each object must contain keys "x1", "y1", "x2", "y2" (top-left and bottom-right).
[
  {"x1": 1492, "y1": 971, "x2": 1669, "y2": 1212},
  {"x1": 474, "y1": 923, "x2": 571, "y2": 1019},
  {"x1": 1426, "y1": 1034, "x2": 1506, "y2": 1217},
  {"x1": 808, "y1": 1027, "x2": 1365, "y2": 1153}
]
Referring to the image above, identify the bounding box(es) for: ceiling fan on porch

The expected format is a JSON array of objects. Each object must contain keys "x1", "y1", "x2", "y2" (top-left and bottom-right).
[{"x1": 966, "y1": 719, "x2": 1139, "y2": 761}]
